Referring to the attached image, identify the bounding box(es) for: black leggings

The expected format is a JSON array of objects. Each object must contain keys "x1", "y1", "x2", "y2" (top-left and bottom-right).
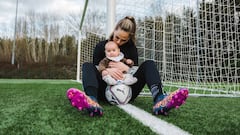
[{"x1": 82, "y1": 60, "x2": 162, "y2": 102}]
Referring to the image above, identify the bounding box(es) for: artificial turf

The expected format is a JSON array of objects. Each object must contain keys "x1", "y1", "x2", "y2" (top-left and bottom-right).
[
  {"x1": 0, "y1": 79, "x2": 157, "y2": 135},
  {"x1": 132, "y1": 96, "x2": 240, "y2": 135},
  {"x1": 0, "y1": 79, "x2": 239, "y2": 135}
]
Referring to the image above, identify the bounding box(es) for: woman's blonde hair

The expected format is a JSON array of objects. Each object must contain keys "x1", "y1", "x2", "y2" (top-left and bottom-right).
[{"x1": 109, "y1": 16, "x2": 137, "y2": 44}]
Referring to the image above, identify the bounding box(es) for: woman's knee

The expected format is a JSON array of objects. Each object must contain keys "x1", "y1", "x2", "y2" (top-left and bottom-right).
[
  {"x1": 82, "y1": 62, "x2": 95, "y2": 70},
  {"x1": 142, "y1": 60, "x2": 155, "y2": 67},
  {"x1": 135, "y1": 60, "x2": 156, "y2": 77}
]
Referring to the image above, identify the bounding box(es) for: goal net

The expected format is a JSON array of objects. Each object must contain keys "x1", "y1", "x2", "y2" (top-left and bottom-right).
[{"x1": 79, "y1": 0, "x2": 240, "y2": 97}]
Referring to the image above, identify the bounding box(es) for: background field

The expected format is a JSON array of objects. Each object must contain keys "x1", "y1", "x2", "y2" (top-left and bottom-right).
[{"x1": 0, "y1": 79, "x2": 239, "y2": 135}]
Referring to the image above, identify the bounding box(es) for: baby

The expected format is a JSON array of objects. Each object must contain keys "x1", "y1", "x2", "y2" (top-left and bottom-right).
[{"x1": 98, "y1": 41, "x2": 137, "y2": 85}]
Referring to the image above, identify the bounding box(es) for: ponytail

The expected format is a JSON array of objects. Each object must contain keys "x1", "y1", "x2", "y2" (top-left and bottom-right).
[{"x1": 109, "y1": 16, "x2": 137, "y2": 44}]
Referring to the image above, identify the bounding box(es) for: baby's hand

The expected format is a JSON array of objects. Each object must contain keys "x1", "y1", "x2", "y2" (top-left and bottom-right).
[{"x1": 126, "y1": 59, "x2": 133, "y2": 65}]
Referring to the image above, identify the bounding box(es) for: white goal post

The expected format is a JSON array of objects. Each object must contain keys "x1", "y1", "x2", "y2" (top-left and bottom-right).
[{"x1": 77, "y1": 0, "x2": 240, "y2": 97}]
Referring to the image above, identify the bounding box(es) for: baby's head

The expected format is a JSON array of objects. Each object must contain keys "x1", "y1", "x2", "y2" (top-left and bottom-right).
[{"x1": 105, "y1": 41, "x2": 120, "y2": 57}]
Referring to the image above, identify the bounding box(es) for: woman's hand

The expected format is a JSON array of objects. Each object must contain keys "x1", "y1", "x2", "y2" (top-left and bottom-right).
[
  {"x1": 108, "y1": 61, "x2": 129, "y2": 72},
  {"x1": 105, "y1": 68, "x2": 123, "y2": 80}
]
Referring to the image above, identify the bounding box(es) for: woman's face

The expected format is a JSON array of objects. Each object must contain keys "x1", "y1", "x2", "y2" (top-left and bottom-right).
[{"x1": 113, "y1": 28, "x2": 130, "y2": 46}]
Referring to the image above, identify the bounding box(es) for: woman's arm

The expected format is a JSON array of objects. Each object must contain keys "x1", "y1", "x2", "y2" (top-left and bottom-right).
[
  {"x1": 105, "y1": 68, "x2": 124, "y2": 80},
  {"x1": 93, "y1": 40, "x2": 107, "y2": 65},
  {"x1": 108, "y1": 61, "x2": 130, "y2": 73}
]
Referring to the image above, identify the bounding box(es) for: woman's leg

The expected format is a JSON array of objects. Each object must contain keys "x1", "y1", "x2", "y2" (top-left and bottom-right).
[
  {"x1": 66, "y1": 62, "x2": 106, "y2": 117},
  {"x1": 130, "y1": 60, "x2": 189, "y2": 116},
  {"x1": 131, "y1": 60, "x2": 163, "y2": 101},
  {"x1": 82, "y1": 62, "x2": 107, "y2": 101}
]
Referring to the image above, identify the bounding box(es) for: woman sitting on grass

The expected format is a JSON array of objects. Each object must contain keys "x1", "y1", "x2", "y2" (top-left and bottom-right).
[{"x1": 66, "y1": 16, "x2": 189, "y2": 117}]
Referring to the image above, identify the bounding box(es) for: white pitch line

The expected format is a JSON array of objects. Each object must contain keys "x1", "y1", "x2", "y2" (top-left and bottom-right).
[{"x1": 118, "y1": 104, "x2": 191, "y2": 135}]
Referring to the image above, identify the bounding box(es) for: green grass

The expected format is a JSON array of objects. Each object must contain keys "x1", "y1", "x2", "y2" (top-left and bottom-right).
[
  {"x1": 0, "y1": 79, "x2": 156, "y2": 135},
  {"x1": 132, "y1": 97, "x2": 240, "y2": 135},
  {"x1": 0, "y1": 79, "x2": 240, "y2": 135}
]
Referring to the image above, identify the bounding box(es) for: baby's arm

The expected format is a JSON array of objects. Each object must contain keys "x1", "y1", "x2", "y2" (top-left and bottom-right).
[
  {"x1": 123, "y1": 58, "x2": 134, "y2": 67},
  {"x1": 98, "y1": 58, "x2": 110, "y2": 75}
]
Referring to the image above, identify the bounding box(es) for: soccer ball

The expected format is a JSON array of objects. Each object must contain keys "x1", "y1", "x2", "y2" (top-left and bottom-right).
[{"x1": 105, "y1": 84, "x2": 132, "y2": 105}]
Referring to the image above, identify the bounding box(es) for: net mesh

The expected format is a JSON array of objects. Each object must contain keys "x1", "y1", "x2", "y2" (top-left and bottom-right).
[{"x1": 80, "y1": 0, "x2": 240, "y2": 97}]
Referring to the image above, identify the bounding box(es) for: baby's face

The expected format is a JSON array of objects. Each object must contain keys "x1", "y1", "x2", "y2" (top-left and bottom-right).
[{"x1": 105, "y1": 42, "x2": 120, "y2": 57}]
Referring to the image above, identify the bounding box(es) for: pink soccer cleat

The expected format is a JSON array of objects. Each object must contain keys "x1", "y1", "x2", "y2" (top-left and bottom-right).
[
  {"x1": 66, "y1": 88, "x2": 103, "y2": 116},
  {"x1": 153, "y1": 88, "x2": 189, "y2": 115}
]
